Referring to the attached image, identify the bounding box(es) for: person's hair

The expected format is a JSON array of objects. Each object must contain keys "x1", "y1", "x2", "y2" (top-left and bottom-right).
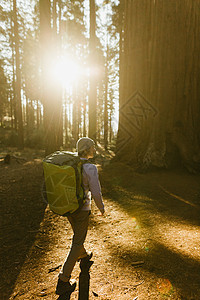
[{"x1": 78, "y1": 148, "x2": 90, "y2": 157}]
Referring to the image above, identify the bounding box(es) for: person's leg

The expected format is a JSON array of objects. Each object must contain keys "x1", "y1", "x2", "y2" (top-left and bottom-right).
[
  {"x1": 67, "y1": 213, "x2": 88, "y2": 261},
  {"x1": 59, "y1": 210, "x2": 90, "y2": 282}
]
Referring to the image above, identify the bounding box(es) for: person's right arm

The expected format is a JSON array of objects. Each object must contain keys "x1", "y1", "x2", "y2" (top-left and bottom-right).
[{"x1": 87, "y1": 164, "x2": 105, "y2": 214}]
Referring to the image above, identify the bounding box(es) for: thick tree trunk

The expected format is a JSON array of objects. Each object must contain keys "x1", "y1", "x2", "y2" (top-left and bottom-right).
[
  {"x1": 116, "y1": 0, "x2": 200, "y2": 172},
  {"x1": 53, "y1": 0, "x2": 63, "y2": 148},
  {"x1": 40, "y1": 0, "x2": 62, "y2": 155}
]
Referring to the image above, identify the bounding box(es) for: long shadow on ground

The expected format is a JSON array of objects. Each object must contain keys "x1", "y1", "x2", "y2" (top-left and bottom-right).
[
  {"x1": 97, "y1": 162, "x2": 200, "y2": 299},
  {"x1": 111, "y1": 239, "x2": 200, "y2": 299},
  {"x1": 0, "y1": 161, "x2": 47, "y2": 300},
  {"x1": 101, "y1": 163, "x2": 200, "y2": 226},
  {"x1": 90, "y1": 215, "x2": 200, "y2": 299}
]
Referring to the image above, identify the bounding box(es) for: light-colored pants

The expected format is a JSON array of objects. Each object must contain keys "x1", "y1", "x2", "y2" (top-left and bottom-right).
[{"x1": 59, "y1": 210, "x2": 90, "y2": 282}]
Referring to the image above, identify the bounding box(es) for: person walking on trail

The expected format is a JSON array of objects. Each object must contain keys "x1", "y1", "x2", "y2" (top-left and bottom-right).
[{"x1": 56, "y1": 137, "x2": 105, "y2": 296}]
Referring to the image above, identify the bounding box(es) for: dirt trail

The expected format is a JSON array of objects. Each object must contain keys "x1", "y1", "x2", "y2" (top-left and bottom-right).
[{"x1": 1, "y1": 157, "x2": 200, "y2": 300}]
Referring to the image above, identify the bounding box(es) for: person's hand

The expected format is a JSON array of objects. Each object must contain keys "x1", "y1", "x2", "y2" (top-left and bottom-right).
[{"x1": 98, "y1": 209, "x2": 105, "y2": 216}]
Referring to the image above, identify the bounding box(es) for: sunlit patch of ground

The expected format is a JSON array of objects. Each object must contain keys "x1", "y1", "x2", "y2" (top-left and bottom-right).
[{"x1": 155, "y1": 223, "x2": 200, "y2": 261}]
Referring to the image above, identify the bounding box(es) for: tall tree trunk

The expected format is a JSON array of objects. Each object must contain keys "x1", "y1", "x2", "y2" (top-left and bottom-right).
[
  {"x1": 77, "y1": 93, "x2": 82, "y2": 138},
  {"x1": 83, "y1": 97, "x2": 86, "y2": 137},
  {"x1": 10, "y1": 11, "x2": 17, "y2": 130},
  {"x1": 116, "y1": 0, "x2": 125, "y2": 157},
  {"x1": 72, "y1": 85, "x2": 78, "y2": 142},
  {"x1": 10, "y1": 92, "x2": 14, "y2": 129},
  {"x1": 36, "y1": 100, "x2": 40, "y2": 130},
  {"x1": 57, "y1": 0, "x2": 63, "y2": 146},
  {"x1": 116, "y1": 0, "x2": 200, "y2": 173},
  {"x1": 89, "y1": 0, "x2": 97, "y2": 141},
  {"x1": 104, "y1": 44, "x2": 108, "y2": 150},
  {"x1": 109, "y1": 109, "x2": 112, "y2": 143},
  {"x1": 64, "y1": 98, "x2": 69, "y2": 146},
  {"x1": 40, "y1": 0, "x2": 62, "y2": 155},
  {"x1": 25, "y1": 95, "x2": 29, "y2": 136},
  {"x1": 104, "y1": 0, "x2": 110, "y2": 149},
  {"x1": 52, "y1": 0, "x2": 63, "y2": 148},
  {"x1": 96, "y1": 91, "x2": 101, "y2": 142},
  {"x1": 13, "y1": 0, "x2": 24, "y2": 148},
  {"x1": 40, "y1": 0, "x2": 54, "y2": 155}
]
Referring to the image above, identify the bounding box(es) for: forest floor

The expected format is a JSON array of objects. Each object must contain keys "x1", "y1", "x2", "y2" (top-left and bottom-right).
[{"x1": 0, "y1": 148, "x2": 200, "y2": 300}]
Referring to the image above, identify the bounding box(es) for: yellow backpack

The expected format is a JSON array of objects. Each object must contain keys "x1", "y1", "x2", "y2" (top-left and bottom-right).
[{"x1": 43, "y1": 151, "x2": 87, "y2": 215}]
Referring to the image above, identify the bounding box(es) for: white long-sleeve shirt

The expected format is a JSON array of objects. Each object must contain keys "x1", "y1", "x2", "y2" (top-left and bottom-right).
[{"x1": 80, "y1": 159, "x2": 104, "y2": 212}]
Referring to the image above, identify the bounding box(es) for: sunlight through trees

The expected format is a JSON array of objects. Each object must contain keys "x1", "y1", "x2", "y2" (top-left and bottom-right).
[{"x1": 0, "y1": 0, "x2": 119, "y2": 153}]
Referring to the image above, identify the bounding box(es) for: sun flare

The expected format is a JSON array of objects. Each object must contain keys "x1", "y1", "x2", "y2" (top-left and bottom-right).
[{"x1": 48, "y1": 56, "x2": 84, "y2": 88}]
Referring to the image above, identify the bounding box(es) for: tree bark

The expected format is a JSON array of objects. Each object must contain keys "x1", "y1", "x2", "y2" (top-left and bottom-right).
[
  {"x1": 40, "y1": 0, "x2": 63, "y2": 155},
  {"x1": 116, "y1": 0, "x2": 200, "y2": 172},
  {"x1": 53, "y1": 0, "x2": 63, "y2": 148}
]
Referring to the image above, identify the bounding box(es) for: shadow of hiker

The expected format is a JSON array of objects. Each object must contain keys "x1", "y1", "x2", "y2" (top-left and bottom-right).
[
  {"x1": 78, "y1": 258, "x2": 94, "y2": 300},
  {"x1": 57, "y1": 284, "x2": 76, "y2": 300},
  {"x1": 56, "y1": 259, "x2": 94, "y2": 300}
]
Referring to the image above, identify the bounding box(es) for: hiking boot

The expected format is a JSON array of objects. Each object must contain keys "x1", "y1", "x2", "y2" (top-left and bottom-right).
[{"x1": 55, "y1": 278, "x2": 76, "y2": 295}]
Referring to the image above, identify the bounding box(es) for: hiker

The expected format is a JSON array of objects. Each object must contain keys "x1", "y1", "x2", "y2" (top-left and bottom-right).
[{"x1": 56, "y1": 137, "x2": 105, "y2": 295}]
